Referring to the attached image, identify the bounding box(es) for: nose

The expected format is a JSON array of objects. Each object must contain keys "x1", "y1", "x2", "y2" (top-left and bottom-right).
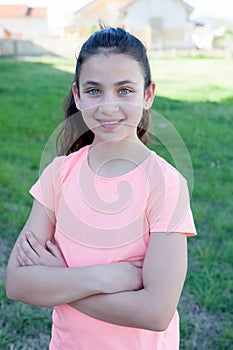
[{"x1": 98, "y1": 101, "x2": 119, "y2": 115}]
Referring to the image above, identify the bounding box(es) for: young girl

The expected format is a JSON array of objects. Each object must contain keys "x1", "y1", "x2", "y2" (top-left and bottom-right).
[{"x1": 6, "y1": 26, "x2": 196, "y2": 349}]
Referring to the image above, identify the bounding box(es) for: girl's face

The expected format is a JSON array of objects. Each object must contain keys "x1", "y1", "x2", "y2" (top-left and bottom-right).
[{"x1": 73, "y1": 53, "x2": 155, "y2": 145}]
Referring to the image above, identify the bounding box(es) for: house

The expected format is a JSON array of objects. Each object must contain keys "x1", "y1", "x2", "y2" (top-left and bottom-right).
[
  {"x1": 74, "y1": 0, "x2": 131, "y2": 25},
  {"x1": 65, "y1": 0, "x2": 132, "y2": 39},
  {"x1": 120, "y1": 0, "x2": 194, "y2": 49},
  {"x1": 0, "y1": 4, "x2": 48, "y2": 40},
  {"x1": 66, "y1": 0, "x2": 194, "y2": 49}
]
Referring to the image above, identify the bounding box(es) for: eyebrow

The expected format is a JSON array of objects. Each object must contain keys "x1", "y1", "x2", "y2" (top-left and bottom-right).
[{"x1": 82, "y1": 80, "x2": 138, "y2": 87}]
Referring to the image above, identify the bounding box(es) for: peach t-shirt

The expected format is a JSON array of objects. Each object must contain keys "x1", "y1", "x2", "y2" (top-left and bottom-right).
[{"x1": 29, "y1": 145, "x2": 196, "y2": 350}]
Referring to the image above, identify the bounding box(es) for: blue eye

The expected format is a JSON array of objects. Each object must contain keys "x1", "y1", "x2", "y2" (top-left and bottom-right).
[
  {"x1": 119, "y1": 88, "x2": 132, "y2": 95},
  {"x1": 87, "y1": 89, "x2": 100, "y2": 95}
]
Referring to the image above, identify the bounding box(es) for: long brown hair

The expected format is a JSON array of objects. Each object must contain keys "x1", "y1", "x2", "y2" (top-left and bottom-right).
[{"x1": 57, "y1": 26, "x2": 152, "y2": 155}]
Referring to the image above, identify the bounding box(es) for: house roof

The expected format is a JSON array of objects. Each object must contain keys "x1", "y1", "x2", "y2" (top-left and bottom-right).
[
  {"x1": 0, "y1": 4, "x2": 47, "y2": 18},
  {"x1": 74, "y1": 0, "x2": 96, "y2": 14},
  {"x1": 181, "y1": 0, "x2": 194, "y2": 10},
  {"x1": 74, "y1": 0, "x2": 133, "y2": 15},
  {"x1": 120, "y1": 0, "x2": 194, "y2": 12}
]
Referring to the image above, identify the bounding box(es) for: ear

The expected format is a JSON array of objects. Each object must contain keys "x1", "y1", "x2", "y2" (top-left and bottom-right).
[
  {"x1": 144, "y1": 81, "x2": 156, "y2": 110},
  {"x1": 72, "y1": 82, "x2": 81, "y2": 110}
]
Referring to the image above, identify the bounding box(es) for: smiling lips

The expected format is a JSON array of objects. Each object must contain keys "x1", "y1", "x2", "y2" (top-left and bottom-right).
[{"x1": 96, "y1": 119, "x2": 125, "y2": 129}]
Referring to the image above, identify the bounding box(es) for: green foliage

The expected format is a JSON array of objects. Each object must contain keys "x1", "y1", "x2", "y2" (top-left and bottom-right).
[
  {"x1": 0, "y1": 284, "x2": 51, "y2": 349},
  {"x1": 0, "y1": 56, "x2": 232, "y2": 349},
  {"x1": 0, "y1": 57, "x2": 74, "y2": 239}
]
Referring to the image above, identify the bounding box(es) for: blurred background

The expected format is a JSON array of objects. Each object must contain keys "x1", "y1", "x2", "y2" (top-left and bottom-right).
[
  {"x1": 0, "y1": 1, "x2": 232, "y2": 350},
  {"x1": 0, "y1": 0, "x2": 233, "y2": 58}
]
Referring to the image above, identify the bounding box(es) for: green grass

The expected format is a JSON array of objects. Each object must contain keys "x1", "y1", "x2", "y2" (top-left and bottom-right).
[{"x1": 0, "y1": 56, "x2": 232, "y2": 349}]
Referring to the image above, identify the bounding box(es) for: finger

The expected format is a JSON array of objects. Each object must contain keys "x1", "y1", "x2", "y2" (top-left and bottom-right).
[
  {"x1": 46, "y1": 241, "x2": 63, "y2": 259},
  {"x1": 16, "y1": 253, "x2": 26, "y2": 266},
  {"x1": 19, "y1": 235, "x2": 40, "y2": 264},
  {"x1": 17, "y1": 244, "x2": 34, "y2": 266},
  {"x1": 130, "y1": 260, "x2": 143, "y2": 268},
  {"x1": 25, "y1": 231, "x2": 46, "y2": 257}
]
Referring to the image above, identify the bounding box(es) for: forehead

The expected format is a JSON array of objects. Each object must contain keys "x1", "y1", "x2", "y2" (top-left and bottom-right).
[{"x1": 79, "y1": 53, "x2": 144, "y2": 82}]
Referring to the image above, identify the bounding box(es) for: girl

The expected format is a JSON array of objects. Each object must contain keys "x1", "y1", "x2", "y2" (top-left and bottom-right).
[{"x1": 6, "y1": 26, "x2": 196, "y2": 349}]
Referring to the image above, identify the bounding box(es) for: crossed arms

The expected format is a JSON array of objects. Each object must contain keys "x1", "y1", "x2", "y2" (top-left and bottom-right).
[{"x1": 6, "y1": 199, "x2": 187, "y2": 332}]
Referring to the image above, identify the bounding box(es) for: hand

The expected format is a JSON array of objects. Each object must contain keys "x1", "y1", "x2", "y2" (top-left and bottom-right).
[
  {"x1": 16, "y1": 231, "x2": 67, "y2": 268},
  {"x1": 101, "y1": 260, "x2": 143, "y2": 294}
]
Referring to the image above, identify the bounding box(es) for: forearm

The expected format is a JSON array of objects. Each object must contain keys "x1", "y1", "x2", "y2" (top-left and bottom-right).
[
  {"x1": 69, "y1": 288, "x2": 170, "y2": 331},
  {"x1": 69, "y1": 232, "x2": 188, "y2": 332},
  {"x1": 6, "y1": 264, "x2": 104, "y2": 307}
]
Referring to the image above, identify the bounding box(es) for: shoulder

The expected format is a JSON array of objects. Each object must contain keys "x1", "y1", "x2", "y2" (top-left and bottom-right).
[
  {"x1": 146, "y1": 150, "x2": 184, "y2": 187},
  {"x1": 43, "y1": 145, "x2": 89, "y2": 184}
]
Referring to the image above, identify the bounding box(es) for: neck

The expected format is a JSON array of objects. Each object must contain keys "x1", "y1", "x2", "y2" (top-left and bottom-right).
[
  {"x1": 91, "y1": 136, "x2": 145, "y2": 158},
  {"x1": 88, "y1": 137, "x2": 150, "y2": 177}
]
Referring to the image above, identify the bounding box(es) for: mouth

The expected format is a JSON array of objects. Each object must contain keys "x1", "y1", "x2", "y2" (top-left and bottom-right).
[{"x1": 96, "y1": 119, "x2": 125, "y2": 129}]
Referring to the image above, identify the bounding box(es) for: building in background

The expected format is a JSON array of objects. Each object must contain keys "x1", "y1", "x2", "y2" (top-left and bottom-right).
[
  {"x1": 0, "y1": 1, "x2": 231, "y2": 57},
  {"x1": 120, "y1": 0, "x2": 194, "y2": 49},
  {"x1": 0, "y1": 4, "x2": 48, "y2": 40},
  {"x1": 64, "y1": 0, "x2": 131, "y2": 39},
  {"x1": 65, "y1": 0, "x2": 194, "y2": 50}
]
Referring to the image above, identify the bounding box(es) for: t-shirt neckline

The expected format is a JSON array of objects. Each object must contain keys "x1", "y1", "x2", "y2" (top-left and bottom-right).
[{"x1": 84, "y1": 144, "x2": 153, "y2": 181}]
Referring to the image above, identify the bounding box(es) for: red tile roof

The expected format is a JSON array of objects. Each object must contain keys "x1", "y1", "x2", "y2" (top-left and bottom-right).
[
  {"x1": 29, "y1": 7, "x2": 47, "y2": 17},
  {"x1": 0, "y1": 4, "x2": 47, "y2": 18}
]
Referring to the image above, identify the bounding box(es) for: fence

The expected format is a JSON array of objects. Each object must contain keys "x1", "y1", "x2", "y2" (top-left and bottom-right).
[
  {"x1": 0, "y1": 38, "x2": 56, "y2": 56},
  {"x1": 0, "y1": 38, "x2": 231, "y2": 59}
]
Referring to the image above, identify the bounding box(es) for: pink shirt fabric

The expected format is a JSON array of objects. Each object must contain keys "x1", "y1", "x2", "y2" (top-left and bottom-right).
[{"x1": 29, "y1": 145, "x2": 196, "y2": 350}]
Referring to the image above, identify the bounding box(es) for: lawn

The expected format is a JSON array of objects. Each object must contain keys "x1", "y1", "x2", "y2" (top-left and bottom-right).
[{"x1": 0, "y1": 56, "x2": 232, "y2": 349}]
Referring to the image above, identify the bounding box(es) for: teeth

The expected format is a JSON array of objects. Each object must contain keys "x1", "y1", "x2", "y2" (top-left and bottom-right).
[{"x1": 102, "y1": 121, "x2": 119, "y2": 124}]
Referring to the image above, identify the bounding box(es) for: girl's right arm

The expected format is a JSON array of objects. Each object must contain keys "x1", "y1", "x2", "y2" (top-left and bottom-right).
[{"x1": 6, "y1": 199, "x2": 142, "y2": 307}]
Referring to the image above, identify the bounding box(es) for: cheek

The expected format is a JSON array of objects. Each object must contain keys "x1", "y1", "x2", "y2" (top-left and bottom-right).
[
  {"x1": 79, "y1": 98, "x2": 98, "y2": 118},
  {"x1": 126, "y1": 104, "x2": 144, "y2": 122},
  {"x1": 80, "y1": 106, "x2": 99, "y2": 131},
  {"x1": 125, "y1": 93, "x2": 144, "y2": 112},
  {"x1": 81, "y1": 109, "x2": 94, "y2": 126}
]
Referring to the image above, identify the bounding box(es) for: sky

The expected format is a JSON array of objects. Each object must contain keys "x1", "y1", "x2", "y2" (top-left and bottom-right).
[
  {"x1": 187, "y1": 0, "x2": 233, "y2": 21},
  {"x1": 0, "y1": 0, "x2": 232, "y2": 34}
]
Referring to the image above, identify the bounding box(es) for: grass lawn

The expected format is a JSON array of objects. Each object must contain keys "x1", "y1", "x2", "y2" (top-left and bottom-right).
[{"x1": 0, "y1": 55, "x2": 232, "y2": 349}]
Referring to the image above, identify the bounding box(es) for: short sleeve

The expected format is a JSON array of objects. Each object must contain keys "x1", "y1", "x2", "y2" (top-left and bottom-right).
[
  {"x1": 147, "y1": 174, "x2": 197, "y2": 236},
  {"x1": 29, "y1": 157, "x2": 64, "y2": 211}
]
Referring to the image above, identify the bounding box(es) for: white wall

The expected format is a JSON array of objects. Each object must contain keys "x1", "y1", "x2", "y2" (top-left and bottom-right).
[
  {"x1": 124, "y1": 0, "x2": 188, "y2": 30},
  {"x1": 0, "y1": 18, "x2": 49, "y2": 39},
  {"x1": 163, "y1": 0, "x2": 187, "y2": 28},
  {"x1": 124, "y1": 0, "x2": 150, "y2": 29},
  {"x1": 148, "y1": 0, "x2": 163, "y2": 17}
]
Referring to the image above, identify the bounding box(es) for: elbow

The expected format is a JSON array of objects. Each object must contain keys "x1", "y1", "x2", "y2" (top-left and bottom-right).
[
  {"x1": 141, "y1": 289, "x2": 178, "y2": 332},
  {"x1": 149, "y1": 317, "x2": 172, "y2": 332},
  {"x1": 6, "y1": 268, "x2": 56, "y2": 308},
  {"x1": 6, "y1": 280, "x2": 48, "y2": 307},
  {"x1": 5, "y1": 274, "x2": 20, "y2": 302},
  {"x1": 144, "y1": 316, "x2": 172, "y2": 332},
  {"x1": 5, "y1": 268, "x2": 25, "y2": 302},
  {"x1": 6, "y1": 281, "x2": 18, "y2": 301},
  {"x1": 143, "y1": 303, "x2": 176, "y2": 332}
]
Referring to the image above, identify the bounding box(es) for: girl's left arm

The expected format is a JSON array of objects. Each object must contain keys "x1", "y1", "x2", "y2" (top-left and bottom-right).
[{"x1": 69, "y1": 232, "x2": 187, "y2": 332}]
